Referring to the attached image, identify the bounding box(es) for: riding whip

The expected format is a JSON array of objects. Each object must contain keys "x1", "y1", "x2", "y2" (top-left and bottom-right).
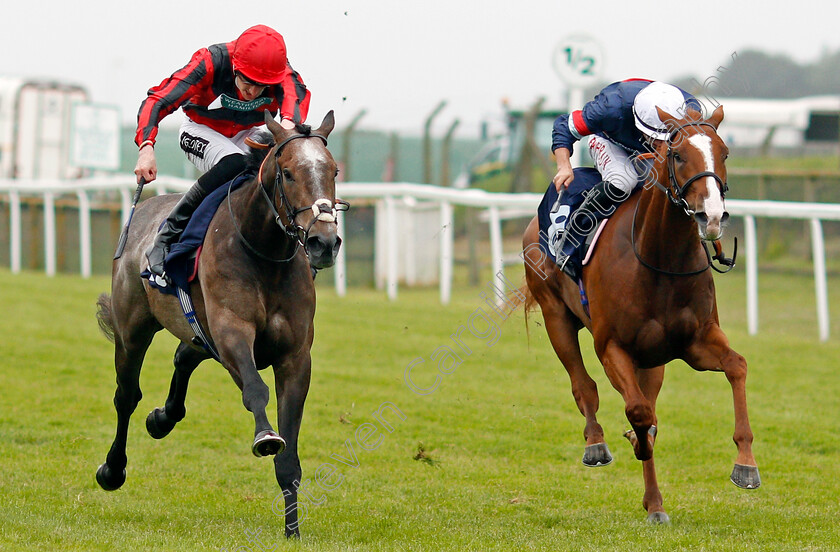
[{"x1": 114, "y1": 177, "x2": 146, "y2": 259}]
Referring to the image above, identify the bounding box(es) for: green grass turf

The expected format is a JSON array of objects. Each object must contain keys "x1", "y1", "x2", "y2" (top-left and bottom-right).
[{"x1": 0, "y1": 265, "x2": 839, "y2": 551}]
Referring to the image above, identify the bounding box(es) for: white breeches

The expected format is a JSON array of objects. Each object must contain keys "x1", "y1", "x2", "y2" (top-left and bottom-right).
[{"x1": 586, "y1": 135, "x2": 639, "y2": 195}]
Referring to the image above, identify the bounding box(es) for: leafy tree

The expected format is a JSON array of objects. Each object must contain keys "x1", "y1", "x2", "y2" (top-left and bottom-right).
[{"x1": 674, "y1": 48, "x2": 840, "y2": 99}]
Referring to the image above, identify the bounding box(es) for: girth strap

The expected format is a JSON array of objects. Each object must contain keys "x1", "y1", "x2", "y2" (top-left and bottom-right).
[{"x1": 177, "y1": 286, "x2": 220, "y2": 361}]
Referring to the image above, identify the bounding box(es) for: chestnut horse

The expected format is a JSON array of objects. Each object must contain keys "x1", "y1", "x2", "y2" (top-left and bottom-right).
[
  {"x1": 95, "y1": 112, "x2": 343, "y2": 537},
  {"x1": 522, "y1": 106, "x2": 759, "y2": 523}
]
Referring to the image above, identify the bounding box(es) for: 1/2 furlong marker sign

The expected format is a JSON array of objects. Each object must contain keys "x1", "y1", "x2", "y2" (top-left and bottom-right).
[
  {"x1": 552, "y1": 35, "x2": 605, "y2": 166},
  {"x1": 552, "y1": 35, "x2": 605, "y2": 86}
]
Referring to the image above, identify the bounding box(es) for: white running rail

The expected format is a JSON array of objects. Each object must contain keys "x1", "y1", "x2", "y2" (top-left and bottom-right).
[{"x1": 1, "y1": 177, "x2": 838, "y2": 341}]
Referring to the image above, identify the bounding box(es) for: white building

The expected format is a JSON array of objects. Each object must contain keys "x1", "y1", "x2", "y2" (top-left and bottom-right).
[
  {"x1": 715, "y1": 96, "x2": 840, "y2": 150},
  {"x1": 0, "y1": 77, "x2": 94, "y2": 179}
]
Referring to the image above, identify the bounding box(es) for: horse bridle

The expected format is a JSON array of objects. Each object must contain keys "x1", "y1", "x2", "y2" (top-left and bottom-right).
[
  {"x1": 632, "y1": 121, "x2": 736, "y2": 275},
  {"x1": 229, "y1": 131, "x2": 349, "y2": 263},
  {"x1": 659, "y1": 121, "x2": 730, "y2": 216}
]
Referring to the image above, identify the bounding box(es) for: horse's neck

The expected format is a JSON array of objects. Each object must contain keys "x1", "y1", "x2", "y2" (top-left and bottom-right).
[
  {"x1": 233, "y1": 181, "x2": 297, "y2": 257},
  {"x1": 633, "y1": 173, "x2": 704, "y2": 271}
]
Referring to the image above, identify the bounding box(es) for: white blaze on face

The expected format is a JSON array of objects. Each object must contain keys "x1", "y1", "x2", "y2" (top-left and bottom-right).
[
  {"x1": 295, "y1": 139, "x2": 334, "y2": 215},
  {"x1": 688, "y1": 134, "x2": 725, "y2": 237},
  {"x1": 298, "y1": 139, "x2": 330, "y2": 169}
]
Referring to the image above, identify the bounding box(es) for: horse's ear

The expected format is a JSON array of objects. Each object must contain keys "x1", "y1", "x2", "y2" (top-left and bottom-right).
[
  {"x1": 316, "y1": 110, "x2": 335, "y2": 138},
  {"x1": 265, "y1": 110, "x2": 283, "y2": 136},
  {"x1": 684, "y1": 108, "x2": 703, "y2": 122},
  {"x1": 707, "y1": 105, "x2": 725, "y2": 129},
  {"x1": 652, "y1": 137, "x2": 669, "y2": 159}
]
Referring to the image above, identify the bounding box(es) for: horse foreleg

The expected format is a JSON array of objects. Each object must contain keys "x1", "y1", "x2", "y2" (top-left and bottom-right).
[
  {"x1": 272, "y1": 354, "x2": 312, "y2": 538},
  {"x1": 216, "y1": 328, "x2": 284, "y2": 457},
  {"x1": 97, "y1": 331, "x2": 153, "y2": 491},
  {"x1": 146, "y1": 342, "x2": 209, "y2": 439},
  {"x1": 633, "y1": 366, "x2": 668, "y2": 523},
  {"x1": 639, "y1": 456, "x2": 668, "y2": 524},
  {"x1": 600, "y1": 341, "x2": 656, "y2": 461},
  {"x1": 686, "y1": 324, "x2": 760, "y2": 489}
]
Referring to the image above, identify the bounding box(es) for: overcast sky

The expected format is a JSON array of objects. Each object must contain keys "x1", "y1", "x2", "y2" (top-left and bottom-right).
[{"x1": 2, "y1": 0, "x2": 839, "y2": 137}]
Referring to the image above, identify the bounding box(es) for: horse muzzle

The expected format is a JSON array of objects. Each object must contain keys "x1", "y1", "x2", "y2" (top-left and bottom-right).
[
  {"x1": 306, "y1": 233, "x2": 342, "y2": 269},
  {"x1": 298, "y1": 198, "x2": 348, "y2": 268},
  {"x1": 694, "y1": 210, "x2": 730, "y2": 241}
]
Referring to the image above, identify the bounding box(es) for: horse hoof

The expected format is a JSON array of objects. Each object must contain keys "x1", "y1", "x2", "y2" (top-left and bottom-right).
[
  {"x1": 623, "y1": 425, "x2": 657, "y2": 442},
  {"x1": 730, "y1": 464, "x2": 761, "y2": 489},
  {"x1": 582, "y1": 443, "x2": 613, "y2": 467},
  {"x1": 146, "y1": 408, "x2": 175, "y2": 439},
  {"x1": 252, "y1": 430, "x2": 286, "y2": 457},
  {"x1": 96, "y1": 463, "x2": 126, "y2": 491},
  {"x1": 647, "y1": 511, "x2": 670, "y2": 524}
]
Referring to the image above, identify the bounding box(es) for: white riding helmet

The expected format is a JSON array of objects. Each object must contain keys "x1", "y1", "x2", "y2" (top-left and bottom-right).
[{"x1": 632, "y1": 82, "x2": 687, "y2": 140}]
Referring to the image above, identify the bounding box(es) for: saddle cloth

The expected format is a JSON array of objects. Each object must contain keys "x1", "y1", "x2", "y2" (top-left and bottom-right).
[
  {"x1": 142, "y1": 173, "x2": 251, "y2": 295},
  {"x1": 537, "y1": 167, "x2": 603, "y2": 270}
]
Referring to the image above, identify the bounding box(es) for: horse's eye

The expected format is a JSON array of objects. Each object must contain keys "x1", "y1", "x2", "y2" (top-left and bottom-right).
[
  {"x1": 673, "y1": 152, "x2": 682, "y2": 162},
  {"x1": 282, "y1": 168, "x2": 294, "y2": 181}
]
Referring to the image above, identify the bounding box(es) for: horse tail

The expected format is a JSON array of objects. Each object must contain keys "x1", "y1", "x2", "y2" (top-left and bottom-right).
[
  {"x1": 517, "y1": 282, "x2": 539, "y2": 341},
  {"x1": 96, "y1": 293, "x2": 116, "y2": 343}
]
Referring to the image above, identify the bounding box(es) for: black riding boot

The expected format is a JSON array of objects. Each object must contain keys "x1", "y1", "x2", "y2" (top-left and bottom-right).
[
  {"x1": 556, "y1": 180, "x2": 629, "y2": 281},
  {"x1": 145, "y1": 153, "x2": 247, "y2": 282},
  {"x1": 145, "y1": 184, "x2": 209, "y2": 281}
]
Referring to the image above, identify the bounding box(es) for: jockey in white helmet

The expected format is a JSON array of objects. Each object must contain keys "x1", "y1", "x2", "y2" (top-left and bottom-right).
[{"x1": 549, "y1": 79, "x2": 701, "y2": 279}]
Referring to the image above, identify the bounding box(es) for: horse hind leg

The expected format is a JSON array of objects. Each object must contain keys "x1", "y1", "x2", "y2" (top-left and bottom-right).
[
  {"x1": 272, "y1": 353, "x2": 312, "y2": 538},
  {"x1": 539, "y1": 301, "x2": 612, "y2": 467},
  {"x1": 97, "y1": 325, "x2": 155, "y2": 491},
  {"x1": 146, "y1": 342, "x2": 209, "y2": 439},
  {"x1": 522, "y1": 230, "x2": 611, "y2": 465}
]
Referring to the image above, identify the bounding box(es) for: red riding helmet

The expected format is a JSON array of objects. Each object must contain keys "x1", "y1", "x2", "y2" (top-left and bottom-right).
[{"x1": 231, "y1": 25, "x2": 289, "y2": 85}]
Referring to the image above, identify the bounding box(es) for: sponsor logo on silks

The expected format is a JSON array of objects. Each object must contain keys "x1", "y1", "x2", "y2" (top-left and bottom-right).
[
  {"x1": 207, "y1": 94, "x2": 272, "y2": 112},
  {"x1": 180, "y1": 132, "x2": 210, "y2": 159}
]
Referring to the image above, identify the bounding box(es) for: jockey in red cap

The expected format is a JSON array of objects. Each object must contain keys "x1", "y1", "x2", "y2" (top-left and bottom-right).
[
  {"x1": 134, "y1": 25, "x2": 311, "y2": 285},
  {"x1": 231, "y1": 24, "x2": 289, "y2": 85}
]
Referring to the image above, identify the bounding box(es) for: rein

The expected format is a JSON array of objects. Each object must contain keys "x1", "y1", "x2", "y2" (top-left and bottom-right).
[
  {"x1": 228, "y1": 132, "x2": 348, "y2": 263},
  {"x1": 631, "y1": 121, "x2": 736, "y2": 276},
  {"x1": 630, "y1": 197, "x2": 714, "y2": 276}
]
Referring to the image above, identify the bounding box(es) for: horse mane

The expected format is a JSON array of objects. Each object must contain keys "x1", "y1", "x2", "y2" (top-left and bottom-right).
[
  {"x1": 244, "y1": 122, "x2": 315, "y2": 173},
  {"x1": 294, "y1": 122, "x2": 312, "y2": 135}
]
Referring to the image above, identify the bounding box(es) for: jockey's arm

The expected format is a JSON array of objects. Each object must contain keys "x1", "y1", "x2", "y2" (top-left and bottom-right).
[
  {"x1": 552, "y1": 147, "x2": 574, "y2": 192},
  {"x1": 135, "y1": 143, "x2": 157, "y2": 184}
]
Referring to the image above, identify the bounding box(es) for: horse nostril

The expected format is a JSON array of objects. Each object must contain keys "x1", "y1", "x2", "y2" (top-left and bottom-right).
[
  {"x1": 307, "y1": 235, "x2": 340, "y2": 259},
  {"x1": 694, "y1": 212, "x2": 708, "y2": 227},
  {"x1": 306, "y1": 234, "x2": 339, "y2": 268},
  {"x1": 721, "y1": 211, "x2": 730, "y2": 226},
  {"x1": 306, "y1": 236, "x2": 326, "y2": 257}
]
